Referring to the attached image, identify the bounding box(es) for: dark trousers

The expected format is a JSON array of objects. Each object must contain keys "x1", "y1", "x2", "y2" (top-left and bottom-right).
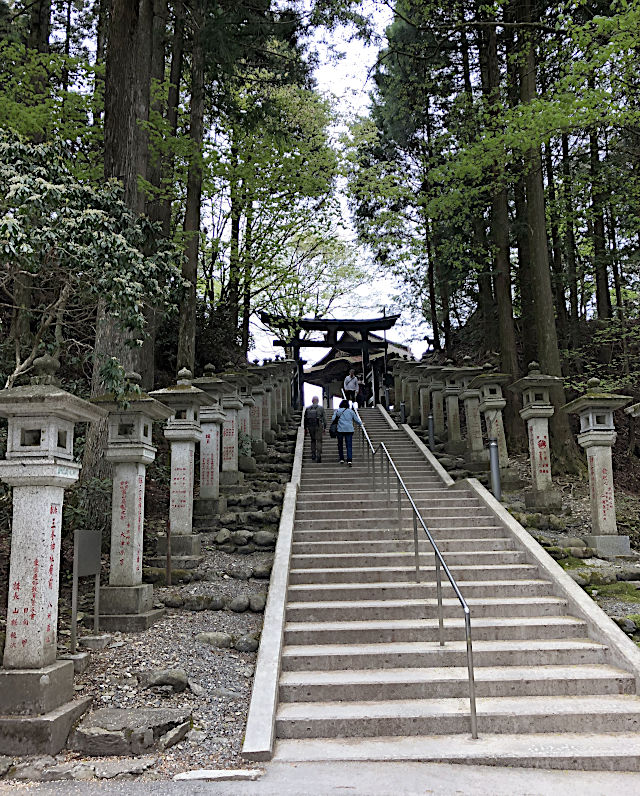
[
  {"x1": 309, "y1": 426, "x2": 323, "y2": 459},
  {"x1": 345, "y1": 390, "x2": 356, "y2": 403},
  {"x1": 337, "y1": 432, "x2": 353, "y2": 462}
]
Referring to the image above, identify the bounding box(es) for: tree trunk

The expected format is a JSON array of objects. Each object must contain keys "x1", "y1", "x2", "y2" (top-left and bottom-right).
[
  {"x1": 177, "y1": 0, "x2": 205, "y2": 373},
  {"x1": 590, "y1": 130, "x2": 612, "y2": 320},
  {"x1": 85, "y1": 0, "x2": 155, "y2": 485},
  {"x1": 159, "y1": 0, "x2": 184, "y2": 238},
  {"x1": 241, "y1": 202, "x2": 254, "y2": 355},
  {"x1": 517, "y1": 0, "x2": 581, "y2": 472},
  {"x1": 423, "y1": 210, "x2": 441, "y2": 351},
  {"x1": 228, "y1": 143, "x2": 242, "y2": 338},
  {"x1": 483, "y1": 12, "x2": 524, "y2": 450},
  {"x1": 27, "y1": 0, "x2": 51, "y2": 52},
  {"x1": 544, "y1": 141, "x2": 569, "y2": 346},
  {"x1": 561, "y1": 133, "x2": 579, "y2": 327}
]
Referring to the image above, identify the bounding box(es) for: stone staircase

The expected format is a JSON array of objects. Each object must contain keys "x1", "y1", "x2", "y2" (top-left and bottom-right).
[{"x1": 272, "y1": 407, "x2": 640, "y2": 769}]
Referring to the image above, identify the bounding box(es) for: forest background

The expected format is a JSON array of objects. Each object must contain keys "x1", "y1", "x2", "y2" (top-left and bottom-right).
[{"x1": 2, "y1": 0, "x2": 640, "y2": 492}]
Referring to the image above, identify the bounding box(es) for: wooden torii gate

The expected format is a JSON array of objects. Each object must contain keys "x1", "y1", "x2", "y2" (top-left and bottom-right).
[{"x1": 260, "y1": 313, "x2": 400, "y2": 408}]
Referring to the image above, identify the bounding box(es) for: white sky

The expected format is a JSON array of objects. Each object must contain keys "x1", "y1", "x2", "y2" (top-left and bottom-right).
[{"x1": 249, "y1": 2, "x2": 430, "y2": 387}]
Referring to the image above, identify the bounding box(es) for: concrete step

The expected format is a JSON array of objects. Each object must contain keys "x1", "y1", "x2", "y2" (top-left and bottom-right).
[
  {"x1": 291, "y1": 538, "x2": 515, "y2": 554},
  {"x1": 289, "y1": 551, "x2": 526, "y2": 569},
  {"x1": 295, "y1": 507, "x2": 491, "y2": 520},
  {"x1": 279, "y1": 664, "x2": 635, "y2": 702},
  {"x1": 289, "y1": 563, "x2": 540, "y2": 584},
  {"x1": 287, "y1": 579, "x2": 555, "y2": 602},
  {"x1": 298, "y1": 497, "x2": 480, "y2": 511},
  {"x1": 283, "y1": 616, "x2": 586, "y2": 645},
  {"x1": 286, "y1": 596, "x2": 567, "y2": 622},
  {"x1": 272, "y1": 733, "x2": 640, "y2": 771},
  {"x1": 280, "y1": 638, "x2": 610, "y2": 672},
  {"x1": 292, "y1": 526, "x2": 509, "y2": 542},
  {"x1": 276, "y1": 694, "x2": 640, "y2": 738},
  {"x1": 294, "y1": 515, "x2": 497, "y2": 530}
]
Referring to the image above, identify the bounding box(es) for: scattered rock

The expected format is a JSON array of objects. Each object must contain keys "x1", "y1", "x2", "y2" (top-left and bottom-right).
[
  {"x1": 145, "y1": 668, "x2": 189, "y2": 693},
  {"x1": 253, "y1": 530, "x2": 276, "y2": 548},
  {"x1": 548, "y1": 514, "x2": 567, "y2": 531},
  {"x1": 569, "y1": 570, "x2": 590, "y2": 587},
  {"x1": 41, "y1": 762, "x2": 96, "y2": 782},
  {"x1": 229, "y1": 595, "x2": 250, "y2": 613},
  {"x1": 218, "y1": 543, "x2": 236, "y2": 554},
  {"x1": 546, "y1": 546, "x2": 568, "y2": 560},
  {"x1": 11, "y1": 756, "x2": 57, "y2": 780},
  {"x1": 249, "y1": 593, "x2": 266, "y2": 613},
  {"x1": 617, "y1": 566, "x2": 640, "y2": 582},
  {"x1": 563, "y1": 536, "x2": 587, "y2": 548},
  {"x1": 236, "y1": 544, "x2": 256, "y2": 555},
  {"x1": 252, "y1": 561, "x2": 273, "y2": 579},
  {"x1": 568, "y1": 546, "x2": 593, "y2": 559},
  {"x1": 162, "y1": 592, "x2": 185, "y2": 608},
  {"x1": 211, "y1": 686, "x2": 243, "y2": 699},
  {"x1": 231, "y1": 530, "x2": 253, "y2": 546},
  {"x1": 71, "y1": 708, "x2": 192, "y2": 756},
  {"x1": 0, "y1": 757, "x2": 12, "y2": 778},
  {"x1": 613, "y1": 616, "x2": 638, "y2": 635},
  {"x1": 196, "y1": 631, "x2": 233, "y2": 648},
  {"x1": 159, "y1": 720, "x2": 191, "y2": 750},
  {"x1": 188, "y1": 680, "x2": 206, "y2": 697},
  {"x1": 226, "y1": 563, "x2": 253, "y2": 581},
  {"x1": 94, "y1": 757, "x2": 156, "y2": 779},
  {"x1": 589, "y1": 568, "x2": 617, "y2": 586},
  {"x1": 234, "y1": 634, "x2": 259, "y2": 653},
  {"x1": 215, "y1": 529, "x2": 231, "y2": 545}
]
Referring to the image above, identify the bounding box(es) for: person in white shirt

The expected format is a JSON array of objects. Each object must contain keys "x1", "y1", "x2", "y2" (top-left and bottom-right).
[{"x1": 343, "y1": 369, "x2": 359, "y2": 404}]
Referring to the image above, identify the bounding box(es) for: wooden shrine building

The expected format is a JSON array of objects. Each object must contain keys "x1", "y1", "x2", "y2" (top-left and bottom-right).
[{"x1": 260, "y1": 313, "x2": 410, "y2": 407}]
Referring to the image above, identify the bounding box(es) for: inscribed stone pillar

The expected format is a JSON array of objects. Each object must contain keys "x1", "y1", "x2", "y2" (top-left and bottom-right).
[
  {"x1": 249, "y1": 385, "x2": 266, "y2": 454},
  {"x1": 419, "y1": 384, "x2": 431, "y2": 430},
  {"x1": 428, "y1": 370, "x2": 446, "y2": 437},
  {"x1": 192, "y1": 368, "x2": 228, "y2": 519},
  {"x1": 460, "y1": 387, "x2": 486, "y2": 467},
  {"x1": 564, "y1": 378, "x2": 631, "y2": 556},
  {"x1": 510, "y1": 363, "x2": 563, "y2": 511},
  {"x1": 262, "y1": 383, "x2": 275, "y2": 445},
  {"x1": 469, "y1": 368, "x2": 512, "y2": 470},
  {"x1": 0, "y1": 355, "x2": 105, "y2": 752},
  {"x1": 150, "y1": 370, "x2": 214, "y2": 566},
  {"x1": 441, "y1": 367, "x2": 465, "y2": 454}
]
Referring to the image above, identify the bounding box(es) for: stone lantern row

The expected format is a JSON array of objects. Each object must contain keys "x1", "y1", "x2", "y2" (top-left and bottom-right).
[
  {"x1": 393, "y1": 357, "x2": 636, "y2": 559},
  {"x1": 0, "y1": 355, "x2": 296, "y2": 754}
]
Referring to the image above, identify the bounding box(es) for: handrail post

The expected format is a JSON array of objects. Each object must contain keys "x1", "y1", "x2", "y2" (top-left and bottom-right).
[
  {"x1": 396, "y1": 477, "x2": 402, "y2": 538},
  {"x1": 386, "y1": 457, "x2": 390, "y2": 507},
  {"x1": 372, "y1": 449, "x2": 376, "y2": 491},
  {"x1": 412, "y1": 513, "x2": 420, "y2": 582},
  {"x1": 435, "y1": 558, "x2": 444, "y2": 647},
  {"x1": 465, "y1": 611, "x2": 478, "y2": 739}
]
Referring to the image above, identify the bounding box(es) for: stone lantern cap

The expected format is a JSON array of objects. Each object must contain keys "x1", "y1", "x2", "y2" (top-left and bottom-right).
[
  {"x1": 193, "y1": 366, "x2": 232, "y2": 400},
  {"x1": 149, "y1": 369, "x2": 214, "y2": 416},
  {"x1": 509, "y1": 362, "x2": 564, "y2": 397},
  {"x1": 93, "y1": 372, "x2": 172, "y2": 463},
  {"x1": 562, "y1": 378, "x2": 630, "y2": 436},
  {"x1": 467, "y1": 366, "x2": 511, "y2": 392},
  {"x1": 625, "y1": 401, "x2": 640, "y2": 418},
  {"x1": 0, "y1": 355, "x2": 107, "y2": 467}
]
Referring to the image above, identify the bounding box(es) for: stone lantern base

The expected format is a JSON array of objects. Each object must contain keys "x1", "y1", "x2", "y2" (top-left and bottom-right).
[
  {"x1": 0, "y1": 660, "x2": 91, "y2": 754},
  {"x1": 464, "y1": 451, "x2": 489, "y2": 472},
  {"x1": 444, "y1": 439, "x2": 466, "y2": 455},
  {"x1": 193, "y1": 496, "x2": 228, "y2": 528},
  {"x1": 263, "y1": 429, "x2": 276, "y2": 445},
  {"x1": 99, "y1": 584, "x2": 165, "y2": 632},
  {"x1": 148, "y1": 532, "x2": 203, "y2": 571},
  {"x1": 252, "y1": 439, "x2": 268, "y2": 456},
  {"x1": 524, "y1": 487, "x2": 563, "y2": 513},
  {"x1": 220, "y1": 471, "x2": 245, "y2": 487},
  {"x1": 582, "y1": 534, "x2": 631, "y2": 557}
]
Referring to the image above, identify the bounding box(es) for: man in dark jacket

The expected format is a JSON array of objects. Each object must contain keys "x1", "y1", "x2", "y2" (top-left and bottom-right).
[{"x1": 304, "y1": 396, "x2": 326, "y2": 462}]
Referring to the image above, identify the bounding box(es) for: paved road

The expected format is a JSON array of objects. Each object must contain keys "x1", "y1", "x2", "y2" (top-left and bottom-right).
[{"x1": 4, "y1": 761, "x2": 640, "y2": 796}]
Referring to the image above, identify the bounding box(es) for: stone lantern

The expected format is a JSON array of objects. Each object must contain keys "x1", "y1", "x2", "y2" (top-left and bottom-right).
[
  {"x1": 0, "y1": 355, "x2": 106, "y2": 753},
  {"x1": 404, "y1": 365, "x2": 421, "y2": 425},
  {"x1": 192, "y1": 366, "x2": 228, "y2": 517},
  {"x1": 440, "y1": 362, "x2": 466, "y2": 454},
  {"x1": 509, "y1": 362, "x2": 564, "y2": 512},
  {"x1": 218, "y1": 369, "x2": 246, "y2": 486},
  {"x1": 468, "y1": 366, "x2": 512, "y2": 471},
  {"x1": 563, "y1": 378, "x2": 631, "y2": 556},
  {"x1": 455, "y1": 358, "x2": 485, "y2": 469},
  {"x1": 237, "y1": 369, "x2": 257, "y2": 473},
  {"x1": 150, "y1": 369, "x2": 213, "y2": 568},
  {"x1": 260, "y1": 368, "x2": 276, "y2": 446},
  {"x1": 247, "y1": 368, "x2": 266, "y2": 455},
  {"x1": 426, "y1": 367, "x2": 446, "y2": 438},
  {"x1": 94, "y1": 373, "x2": 172, "y2": 631}
]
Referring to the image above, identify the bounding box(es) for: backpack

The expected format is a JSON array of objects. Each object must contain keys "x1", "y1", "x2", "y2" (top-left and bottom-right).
[{"x1": 329, "y1": 409, "x2": 344, "y2": 438}]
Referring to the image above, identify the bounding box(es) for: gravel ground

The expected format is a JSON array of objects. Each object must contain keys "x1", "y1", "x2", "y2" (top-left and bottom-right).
[{"x1": 53, "y1": 560, "x2": 271, "y2": 779}]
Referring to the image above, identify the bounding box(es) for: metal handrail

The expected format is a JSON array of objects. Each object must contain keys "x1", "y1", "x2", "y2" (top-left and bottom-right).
[{"x1": 354, "y1": 411, "x2": 478, "y2": 740}]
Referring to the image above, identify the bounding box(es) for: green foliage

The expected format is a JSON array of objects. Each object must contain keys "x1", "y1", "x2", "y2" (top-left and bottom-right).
[{"x1": 0, "y1": 132, "x2": 184, "y2": 386}]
